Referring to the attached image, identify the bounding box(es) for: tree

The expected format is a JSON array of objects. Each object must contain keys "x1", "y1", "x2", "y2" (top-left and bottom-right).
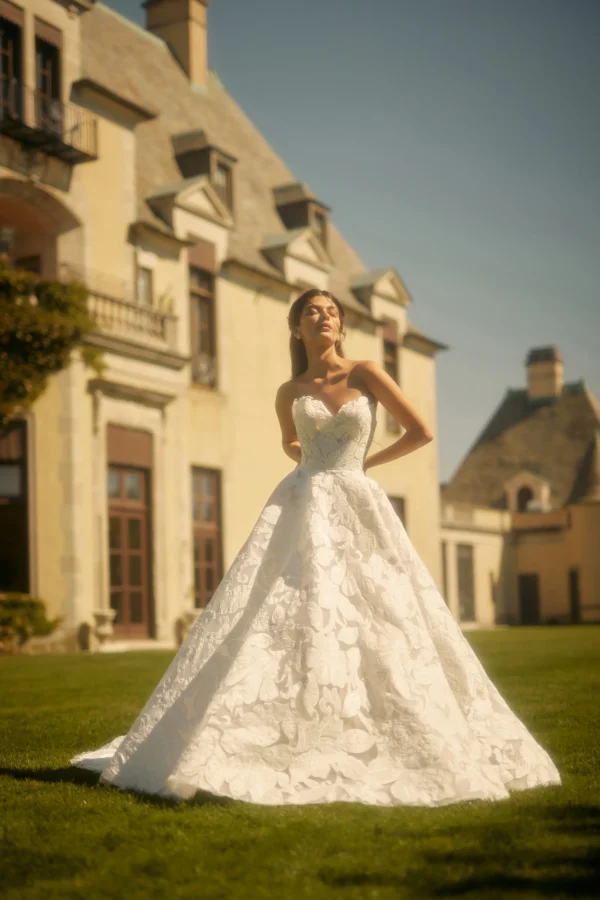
[{"x1": 0, "y1": 263, "x2": 104, "y2": 427}]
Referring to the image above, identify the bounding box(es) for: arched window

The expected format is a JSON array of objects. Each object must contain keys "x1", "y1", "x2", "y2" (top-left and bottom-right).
[{"x1": 517, "y1": 486, "x2": 534, "y2": 512}]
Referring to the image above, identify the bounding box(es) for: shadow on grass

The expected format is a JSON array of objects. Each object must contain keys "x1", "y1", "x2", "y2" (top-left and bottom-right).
[
  {"x1": 0, "y1": 764, "x2": 237, "y2": 808},
  {"x1": 318, "y1": 804, "x2": 600, "y2": 898}
]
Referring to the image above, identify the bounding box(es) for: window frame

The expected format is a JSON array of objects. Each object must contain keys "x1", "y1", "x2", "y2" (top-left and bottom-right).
[
  {"x1": 136, "y1": 265, "x2": 154, "y2": 307},
  {"x1": 189, "y1": 265, "x2": 217, "y2": 388},
  {"x1": 191, "y1": 466, "x2": 224, "y2": 609}
]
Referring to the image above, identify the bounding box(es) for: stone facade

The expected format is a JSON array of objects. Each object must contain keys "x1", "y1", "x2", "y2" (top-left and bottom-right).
[{"x1": 1, "y1": 0, "x2": 450, "y2": 649}]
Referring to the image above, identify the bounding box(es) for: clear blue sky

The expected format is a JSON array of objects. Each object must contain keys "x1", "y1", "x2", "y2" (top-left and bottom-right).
[{"x1": 108, "y1": 0, "x2": 599, "y2": 481}]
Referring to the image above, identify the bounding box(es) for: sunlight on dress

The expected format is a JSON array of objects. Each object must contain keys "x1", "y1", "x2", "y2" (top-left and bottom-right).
[{"x1": 71, "y1": 393, "x2": 561, "y2": 806}]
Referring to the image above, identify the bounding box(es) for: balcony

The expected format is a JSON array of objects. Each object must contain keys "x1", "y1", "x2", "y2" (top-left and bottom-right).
[
  {"x1": 0, "y1": 78, "x2": 97, "y2": 164},
  {"x1": 59, "y1": 265, "x2": 185, "y2": 370}
]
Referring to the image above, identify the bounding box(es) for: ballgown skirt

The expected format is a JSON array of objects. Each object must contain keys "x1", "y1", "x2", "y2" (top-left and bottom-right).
[{"x1": 71, "y1": 393, "x2": 562, "y2": 806}]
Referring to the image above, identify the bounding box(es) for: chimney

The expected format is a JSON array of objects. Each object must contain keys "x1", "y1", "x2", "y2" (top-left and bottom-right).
[
  {"x1": 525, "y1": 346, "x2": 564, "y2": 400},
  {"x1": 144, "y1": 0, "x2": 211, "y2": 87}
]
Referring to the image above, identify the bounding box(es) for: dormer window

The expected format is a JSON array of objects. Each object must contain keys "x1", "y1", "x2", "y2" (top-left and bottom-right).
[
  {"x1": 504, "y1": 470, "x2": 551, "y2": 514},
  {"x1": 517, "y1": 486, "x2": 534, "y2": 512},
  {"x1": 274, "y1": 183, "x2": 331, "y2": 250},
  {"x1": 213, "y1": 160, "x2": 232, "y2": 209},
  {"x1": 172, "y1": 129, "x2": 237, "y2": 213},
  {"x1": 313, "y1": 209, "x2": 328, "y2": 247}
]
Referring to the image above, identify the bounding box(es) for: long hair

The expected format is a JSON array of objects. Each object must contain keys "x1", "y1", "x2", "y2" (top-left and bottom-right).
[{"x1": 287, "y1": 289, "x2": 346, "y2": 378}]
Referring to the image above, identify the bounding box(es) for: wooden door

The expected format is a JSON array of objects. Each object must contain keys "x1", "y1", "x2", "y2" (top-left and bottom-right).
[
  {"x1": 108, "y1": 465, "x2": 152, "y2": 638},
  {"x1": 569, "y1": 568, "x2": 580, "y2": 624},
  {"x1": 518, "y1": 573, "x2": 540, "y2": 625},
  {"x1": 0, "y1": 421, "x2": 29, "y2": 593}
]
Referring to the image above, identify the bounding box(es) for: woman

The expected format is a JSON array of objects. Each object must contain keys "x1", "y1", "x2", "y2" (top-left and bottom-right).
[{"x1": 71, "y1": 289, "x2": 561, "y2": 806}]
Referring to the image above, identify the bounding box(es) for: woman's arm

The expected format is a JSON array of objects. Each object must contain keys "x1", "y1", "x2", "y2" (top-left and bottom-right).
[
  {"x1": 275, "y1": 382, "x2": 302, "y2": 465},
  {"x1": 358, "y1": 359, "x2": 434, "y2": 471}
]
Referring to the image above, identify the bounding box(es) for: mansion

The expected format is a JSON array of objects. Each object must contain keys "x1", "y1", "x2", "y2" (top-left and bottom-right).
[
  {"x1": 0, "y1": 0, "x2": 597, "y2": 651},
  {"x1": 0, "y1": 0, "x2": 445, "y2": 648}
]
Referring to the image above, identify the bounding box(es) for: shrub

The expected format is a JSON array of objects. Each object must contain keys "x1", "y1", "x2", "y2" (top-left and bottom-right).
[{"x1": 0, "y1": 593, "x2": 62, "y2": 648}]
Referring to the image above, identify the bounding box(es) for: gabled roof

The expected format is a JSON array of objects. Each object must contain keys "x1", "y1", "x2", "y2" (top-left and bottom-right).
[
  {"x1": 79, "y1": 3, "x2": 444, "y2": 334},
  {"x1": 261, "y1": 228, "x2": 333, "y2": 271},
  {"x1": 146, "y1": 175, "x2": 234, "y2": 228},
  {"x1": 442, "y1": 380, "x2": 600, "y2": 509},
  {"x1": 79, "y1": 4, "x2": 366, "y2": 315}
]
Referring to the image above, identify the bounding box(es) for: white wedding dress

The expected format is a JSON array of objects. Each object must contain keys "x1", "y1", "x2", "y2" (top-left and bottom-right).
[{"x1": 71, "y1": 392, "x2": 561, "y2": 806}]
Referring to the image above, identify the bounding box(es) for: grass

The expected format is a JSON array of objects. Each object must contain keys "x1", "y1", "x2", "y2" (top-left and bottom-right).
[{"x1": 1, "y1": 625, "x2": 599, "y2": 899}]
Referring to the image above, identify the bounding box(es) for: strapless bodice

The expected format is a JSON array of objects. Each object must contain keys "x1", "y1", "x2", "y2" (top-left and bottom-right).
[{"x1": 292, "y1": 393, "x2": 377, "y2": 473}]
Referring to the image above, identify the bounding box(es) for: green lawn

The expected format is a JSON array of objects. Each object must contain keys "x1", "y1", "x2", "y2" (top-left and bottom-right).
[{"x1": 1, "y1": 626, "x2": 599, "y2": 899}]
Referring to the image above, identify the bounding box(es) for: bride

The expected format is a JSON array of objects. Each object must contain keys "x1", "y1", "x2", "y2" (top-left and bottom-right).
[{"x1": 71, "y1": 288, "x2": 561, "y2": 806}]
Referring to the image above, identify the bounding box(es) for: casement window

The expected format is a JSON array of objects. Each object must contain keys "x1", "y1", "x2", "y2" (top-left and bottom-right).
[
  {"x1": 191, "y1": 467, "x2": 223, "y2": 608},
  {"x1": 34, "y1": 18, "x2": 62, "y2": 136},
  {"x1": 382, "y1": 317, "x2": 401, "y2": 433},
  {"x1": 213, "y1": 159, "x2": 233, "y2": 210},
  {"x1": 457, "y1": 543, "x2": 475, "y2": 622},
  {"x1": 0, "y1": 3, "x2": 24, "y2": 119},
  {"x1": 189, "y1": 265, "x2": 217, "y2": 388},
  {"x1": 136, "y1": 265, "x2": 153, "y2": 306}
]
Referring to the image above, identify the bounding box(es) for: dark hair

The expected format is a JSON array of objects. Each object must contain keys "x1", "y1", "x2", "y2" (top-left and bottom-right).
[{"x1": 287, "y1": 289, "x2": 346, "y2": 377}]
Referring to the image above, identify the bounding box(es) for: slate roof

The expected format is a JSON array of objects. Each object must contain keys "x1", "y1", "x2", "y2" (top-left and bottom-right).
[
  {"x1": 442, "y1": 379, "x2": 600, "y2": 510},
  {"x1": 80, "y1": 2, "x2": 423, "y2": 327}
]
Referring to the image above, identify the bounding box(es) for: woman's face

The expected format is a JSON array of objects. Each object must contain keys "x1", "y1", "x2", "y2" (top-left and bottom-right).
[{"x1": 296, "y1": 296, "x2": 341, "y2": 347}]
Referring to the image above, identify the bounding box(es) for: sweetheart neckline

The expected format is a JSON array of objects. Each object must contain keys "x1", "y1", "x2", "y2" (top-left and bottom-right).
[{"x1": 292, "y1": 393, "x2": 374, "y2": 418}]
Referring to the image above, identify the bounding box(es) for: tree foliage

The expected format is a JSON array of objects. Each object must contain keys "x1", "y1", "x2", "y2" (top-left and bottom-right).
[{"x1": 0, "y1": 264, "x2": 104, "y2": 426}]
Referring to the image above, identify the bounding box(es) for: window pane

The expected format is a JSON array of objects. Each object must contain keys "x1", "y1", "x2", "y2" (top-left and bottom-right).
[
  {"x1": 136, "y1": 266, "x2": 153, "y2": 306},
  {"x1": 109, "y1": 517, "x2": 121, "y2": 550},
  {"x1": 129, "y1": 555, "x2": 142, "y2": 587},
  {"x1": 203, "y1": 472, "x2": 212, "y2": 497},
  {"x1": 192, "y1": 478, "x2": 199, "y2": 522},
  {"x1": 130, "y1": 592, "x2": 143, "y2": 624},
  {"x1": 108, "y1": 468, "x2": 120, "y2": 498},
  {"x1": 206, "y1": 568, "x2": 214, "y2": 591},
  {"x1": 0, "y1": 465, "x2": 21, "y2": 498},
  {"x1": 110, "y1": 591, "x2": 122, "y2": 624},
  {"x1": 110, "y1": 554, "x2": 122, "y2": 587},
  {"x1": 214, "y1": 163, "x2": 229, "y2": 187},
  {"x1": 205, "y1": 538, "x2": 213, "y2": 562},
  {"x1": 190, "y1": 268, "x2": 213, "y2": 293},
  {"x1": 203, "y1": 500, "x2": 212, "y2": 522},
  {"x1": 125, "y1": 472, "x2": 141, "y2": 500},
  {"x1": 457, "y1": 544, "x2": 475, "y2": 621},
  {"x1": 128, "y1": 518, "x2": 141, "y2": 550}
]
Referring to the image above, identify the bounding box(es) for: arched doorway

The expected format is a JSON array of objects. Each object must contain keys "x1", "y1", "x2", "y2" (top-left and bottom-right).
[{"x1": 0, "y1": 176, "x2": 82, "y2": 277}]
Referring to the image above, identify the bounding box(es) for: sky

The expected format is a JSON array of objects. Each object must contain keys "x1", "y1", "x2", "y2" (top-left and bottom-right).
[{"x1": 108, "y1": 0, "x2": 599, "y2": 482}]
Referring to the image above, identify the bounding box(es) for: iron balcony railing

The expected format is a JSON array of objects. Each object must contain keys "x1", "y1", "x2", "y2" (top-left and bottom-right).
[{"x1": 0, "y1": 77, "x2": 97, "y2": 163}]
